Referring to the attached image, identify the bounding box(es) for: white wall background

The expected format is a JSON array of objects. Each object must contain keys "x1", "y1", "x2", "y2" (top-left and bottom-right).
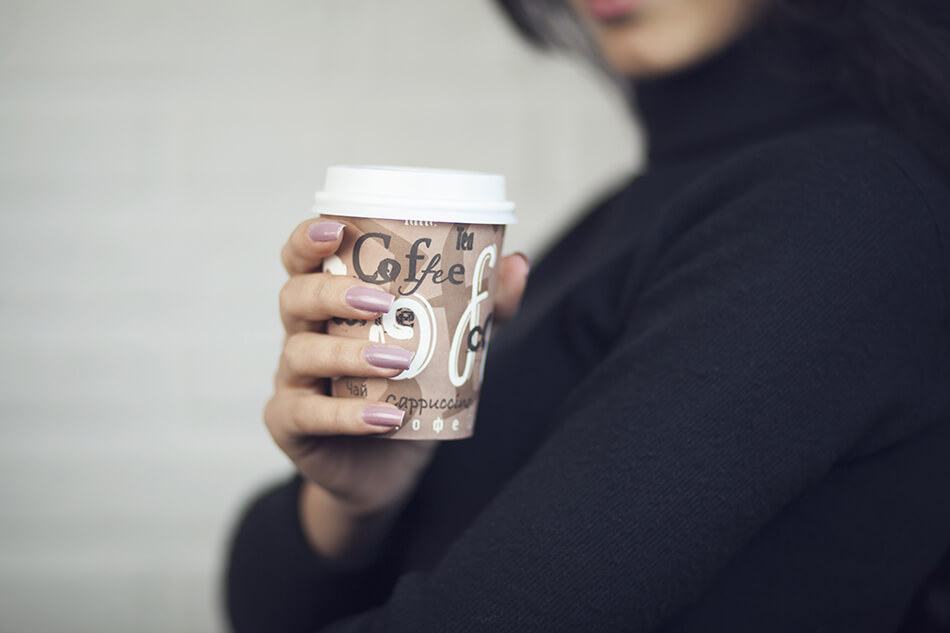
[{"x1": 0, "y1": 1, "x2": 639, "y2": 631}]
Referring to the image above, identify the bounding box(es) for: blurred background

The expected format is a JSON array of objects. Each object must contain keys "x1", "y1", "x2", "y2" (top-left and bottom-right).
[{"x1": 0, "y1": 1, "x2": 638, "y2": 631}]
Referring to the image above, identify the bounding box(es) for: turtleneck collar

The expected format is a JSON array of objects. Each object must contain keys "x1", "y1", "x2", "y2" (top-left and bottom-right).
[{"x1": 632, "y1": 22, "x2": 853, "y2": 166}]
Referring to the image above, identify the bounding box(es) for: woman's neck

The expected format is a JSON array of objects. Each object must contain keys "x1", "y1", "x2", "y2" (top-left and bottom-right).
[{"x1": 631, "y1": 22, "x2": 852, "y2": 166}]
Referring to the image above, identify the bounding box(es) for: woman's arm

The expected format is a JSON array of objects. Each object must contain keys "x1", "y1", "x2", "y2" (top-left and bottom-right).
[
  {"x1": 224, "y1": 215, "x2": 531, "y2": 632},
  {"x1": 308, "y1": 152, "x2": 945, "y2": 632},
  {"x1": 225, "y1": 474, "x2": 414, "y2": 633},
  {"x1": 299, "y1": 479, "x2": 412, "y2": 571}
]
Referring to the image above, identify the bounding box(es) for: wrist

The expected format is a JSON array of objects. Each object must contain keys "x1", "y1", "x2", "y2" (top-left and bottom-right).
[{"x1": 298, "y1": 479, "x2": 403, "y2": 571}]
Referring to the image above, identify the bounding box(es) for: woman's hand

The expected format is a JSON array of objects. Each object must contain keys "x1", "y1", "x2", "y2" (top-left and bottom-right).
[{"x1": 264, "y1": 218, "x2": 529, "y2": 566}]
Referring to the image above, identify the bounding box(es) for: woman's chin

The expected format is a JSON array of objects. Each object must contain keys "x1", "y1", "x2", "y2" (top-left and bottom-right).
[{"x1": 600, "y1": 43, "x2": 682, "y2": 79}]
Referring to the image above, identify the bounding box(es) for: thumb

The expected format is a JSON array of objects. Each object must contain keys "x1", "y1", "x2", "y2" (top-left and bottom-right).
[{"x1": 494, "y1": 252, "x2": 530, "y2": 323}]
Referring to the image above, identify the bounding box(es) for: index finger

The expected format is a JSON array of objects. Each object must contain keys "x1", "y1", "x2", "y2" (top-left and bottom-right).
[{"x1": 281, "y1": 218, "x2": 346, "y2": 275}]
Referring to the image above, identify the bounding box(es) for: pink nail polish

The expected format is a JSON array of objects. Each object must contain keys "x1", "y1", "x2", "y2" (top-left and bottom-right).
[
  {"x1": 308, "y1": 222, "x2": 344, "y2": 242},
  {"x1": 345, "y1": 287, "x2": 394, "y2": 313},
  {"x1": 363, "y1": 346, "x2": 414, "y2": 370},
  {"x1": 361, "y1": 406, "x2": 405, "y2": 428}
]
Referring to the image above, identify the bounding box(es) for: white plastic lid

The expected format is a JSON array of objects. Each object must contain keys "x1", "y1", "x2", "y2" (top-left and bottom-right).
[{"x1": 312, "y1": 165, "x2": 517, "y2": 225}]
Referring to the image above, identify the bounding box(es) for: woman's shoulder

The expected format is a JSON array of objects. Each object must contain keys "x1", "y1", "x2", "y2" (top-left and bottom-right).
[
  {"x1": 721, "y1": 116, "x2": 950, "y2": 216},
  {"x1": 665, "y1": 116, "x2": 950, "y2": 268},
  {"x1": 645, "y1": 116, "x2": 949, "y2": 340}
]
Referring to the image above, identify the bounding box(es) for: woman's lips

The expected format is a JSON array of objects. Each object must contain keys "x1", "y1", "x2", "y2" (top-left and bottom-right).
[{"x1": 583, "y1": 0, "x2": 639, "y2": 21}]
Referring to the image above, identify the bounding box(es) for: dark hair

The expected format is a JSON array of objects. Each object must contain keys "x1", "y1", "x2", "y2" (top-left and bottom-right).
[{"x1": 494, "y1": 0, "x2": 950, "y2": 180}]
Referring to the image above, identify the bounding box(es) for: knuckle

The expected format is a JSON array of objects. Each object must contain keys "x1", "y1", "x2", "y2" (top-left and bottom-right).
[
  {"x1": 289, "y1": 397, "x2": 310, "y2": 434},
  {"x1": 280, "y1": 244, "x2": 293, "y2": 274},
  {"x1": 331, "y1": 398, "x2": 352, "y2": 432},
  {"x1": 282, "y1": 219, "x2": 320, "y2": 274},
  {"x1": 326, "y1": 337, "x2": 351, "y2": 371},
  {"x1": 278, "y1": 278, "x2": 296, "y2": 314},
  {"x1": 316, "y1": 274, "x2": 339, "y2": 310},
  {"x1": 262, "y1": 397, "x2": 280, "y2": 434},
  {"x1": 284, "y1": 332, "x2": 319, "y2": 375},
  {"x1": 282, "y1": 333, "x2": 309, "y2": 375},
  {"x1": 291, "y1": 222, "x2": 310, "y2": 252}
]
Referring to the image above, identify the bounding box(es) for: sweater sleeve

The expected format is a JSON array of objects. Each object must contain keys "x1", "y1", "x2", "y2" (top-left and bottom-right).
[
  {"x1": 229, "y1": 154, "x2": 946, "y2": 632},
  {"x1": 224, "y1": 474, "x2": 407, "y2": 633}
]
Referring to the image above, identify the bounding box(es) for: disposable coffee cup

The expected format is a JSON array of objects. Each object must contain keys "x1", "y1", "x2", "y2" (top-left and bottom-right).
[{"x1": 313, "y1": 166, "x2": 517, "y2": 440}]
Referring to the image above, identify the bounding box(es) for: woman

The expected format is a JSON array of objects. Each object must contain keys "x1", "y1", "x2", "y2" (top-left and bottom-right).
[{"x1": 226, "y1": 0, "x2": 950, "y2": 631}]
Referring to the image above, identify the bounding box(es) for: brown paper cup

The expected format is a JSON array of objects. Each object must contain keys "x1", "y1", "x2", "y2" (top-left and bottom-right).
[{"x1": 323, "y1": 215, "x2": 505, "y2": 440}]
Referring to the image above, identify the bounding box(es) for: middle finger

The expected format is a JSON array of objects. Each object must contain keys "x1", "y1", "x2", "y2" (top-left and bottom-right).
[{"x1": 280, "y1": 273, "x2": 395, "y2": 332}]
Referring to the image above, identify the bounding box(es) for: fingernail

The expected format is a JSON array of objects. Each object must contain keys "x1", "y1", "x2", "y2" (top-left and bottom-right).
[
  {"x1": 363, "y1": 345, "x2": 414, "y2": 370},
  {"x1": 514, "y1": 251, "x2": 531, "y2": 271},
  {"x1": 345, "y1": 287, "x2": 394, "y2": 313},
  {"x1": 308, "y1": 222, "x2": 344, "y2": 242},
  {"x1": 361, "y1": 406, "x2": 405, "y2": 428}
]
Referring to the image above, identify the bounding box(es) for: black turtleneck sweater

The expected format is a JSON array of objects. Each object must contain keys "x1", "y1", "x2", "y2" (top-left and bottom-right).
[{"x1": 225, "y1": 27, "x2": 950, "y2": 633}]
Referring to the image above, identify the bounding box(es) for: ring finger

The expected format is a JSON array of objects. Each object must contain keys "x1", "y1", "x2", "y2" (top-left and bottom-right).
[
  {"x1": 278, "y1": 332, "x2": 415, "y2": 386},
  {"x1": 280, "y1": 274, "x2": 395, "y2": 333}
]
